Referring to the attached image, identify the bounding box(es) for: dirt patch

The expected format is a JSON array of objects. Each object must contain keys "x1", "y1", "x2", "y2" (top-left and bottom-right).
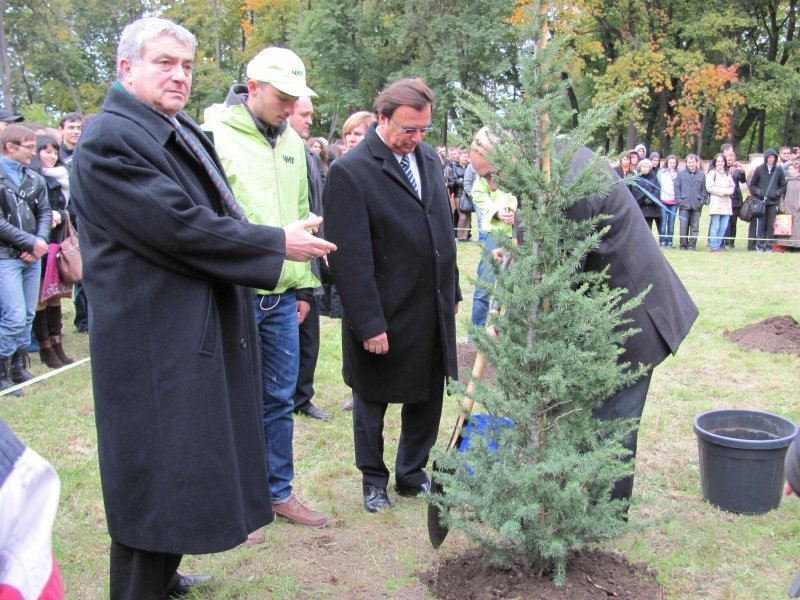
[
  {"x1": 457, "y1": 341, "x2": 496, "y2": 385},
  {"x1": 724, "y1": 315, "x2": 800, "y2": 358},
  {"x1": 420, "y1": 547, "x2": 664, "y2": 599}
]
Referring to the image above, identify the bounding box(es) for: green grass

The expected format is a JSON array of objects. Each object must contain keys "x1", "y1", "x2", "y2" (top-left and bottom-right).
[{"x1": 1, "y1": 221, "x2": 799, "y2": 599}]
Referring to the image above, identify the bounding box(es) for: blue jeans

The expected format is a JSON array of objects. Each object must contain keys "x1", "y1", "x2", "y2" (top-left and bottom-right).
[
  {"x1": 0, "y1": 258, "x2": 41, "y2": 357},
  {"x1": 708, "y1": 214, "x2": 730, "y2": 249},
  {"x1": 470, "y1": 235, "x2": 500, "y2": 329},
  {"x1": 254, "y1": 291, "x2": 300, "y2": 503},
  {"x1": 659, "y1": 205, "x2": 677, "y2": 247}
]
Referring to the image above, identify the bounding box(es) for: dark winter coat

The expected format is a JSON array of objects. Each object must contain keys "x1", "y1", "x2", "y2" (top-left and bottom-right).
[
  {"x1": 323, "y1": 124, "x2": 460, "y2": 403},
  {"x1": 749, "y1": 149, "x2": 787, "y2": 206},
  {"x1": 0, "y1": 165, "x2": 51, "y2": 259},
  {"x1": 566, "y1": 148, "x2": 698, "y2": 371},
  {"x1": 674, "y1": 167, "x2": 706, "y2": 210},
  {"x1": 632, "y1": 170, "x2": 661, "y2": 219},
  {"x1": 71, "y1": 84, "x2": 287, "y2": 555}
]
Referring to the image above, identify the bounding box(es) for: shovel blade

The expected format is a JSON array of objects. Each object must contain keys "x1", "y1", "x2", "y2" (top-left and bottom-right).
[{"x1": 427, "y1": 460, "x2": 451, "y2": 548}]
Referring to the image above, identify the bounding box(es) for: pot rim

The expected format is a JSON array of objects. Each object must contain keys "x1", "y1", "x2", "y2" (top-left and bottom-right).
[{"x1": 694, "y1": 408, "x2": 798, "y2": 450}]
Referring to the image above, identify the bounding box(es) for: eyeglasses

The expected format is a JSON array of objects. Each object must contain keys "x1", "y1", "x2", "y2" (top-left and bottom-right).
[
  {"x1": 12, "y1": 142, "x2": 36, "y2": 151},
  {"x1": 389, "y1": 117, "x2": 434, "y2": 136}
]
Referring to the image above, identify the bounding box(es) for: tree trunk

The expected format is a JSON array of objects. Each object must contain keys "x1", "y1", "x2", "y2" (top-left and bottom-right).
[
  {"x1": 625, "y1": 120, "x2": 637, "y2": 149},
  {"x1": 0, "y1": 0, "x2": 12, "y2": 109},
  {"x1": 658, "y1": 88, "x2": 671, "y2": 156},
  {"x1": 441, "y1": 109, "x2": 448, "y2": 146},
  {"x1": 59, "y1": 65, "x2": 83, "y2": 115},
  {"x1": 696, "y1": 111, "x2": 707, "y2": 156},
  {"x1": 328, "y1": 111, "x2": 340, "y2": 142},
  {"x1": 561, "y1": 72, "x2": 579, "y2": 128},
  {"x1": 211, "y1": 0, "x2": 222, "y2": 66},
  {"x1": 757, "y1": 109, "x2": 766, "y2": 153}
]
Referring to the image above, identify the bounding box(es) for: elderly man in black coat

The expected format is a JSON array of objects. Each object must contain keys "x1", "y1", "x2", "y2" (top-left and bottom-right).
[
  {"x1": 470, "y1": 135, "x2": 698, "y2": 504},
  {"x1": 323, "y1": 78, "x2": 460, "y2": 513},
  {"x1": 70, "y1": 17, "x2": 334, "y2": 599}
]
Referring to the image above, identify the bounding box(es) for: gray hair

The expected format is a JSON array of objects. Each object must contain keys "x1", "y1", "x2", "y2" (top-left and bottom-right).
[{"x1": 116, "y1": 17, "x2": 196, "y2": 80}]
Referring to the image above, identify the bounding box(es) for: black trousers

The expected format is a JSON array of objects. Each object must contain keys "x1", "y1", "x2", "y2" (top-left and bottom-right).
[
  {"x1": 73, "y1": 282, "x2": 89, "y2": 331},
  {"x1": 352, "y1": 372, "x2": 445, "y2": 489},
  {"x1": 724, "y1": 206, "x2": 741, "y2": 247},
  {"x1": 679, "y1": 208, "x2": 702, "y2": 249},
  {"x1": 110, "y1": 540, "x2": 182, "y2": 600},
  {"x1": 591, "y1": 371, "x2": 653, "y2": 502},
  {"x1": 294, "y1": 297, "x2": 320, "y2": 412},
  {"x1": 748, "y1": 203, "x2": 779, "y2": 251}
]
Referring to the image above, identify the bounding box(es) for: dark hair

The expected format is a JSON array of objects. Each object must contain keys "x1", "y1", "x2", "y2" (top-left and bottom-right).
[
  {"x1": 373, "y1": 78, "x2": 434, "y2": 118},
  {"x1": 666, "y1": 154, "x2": 678, "y2": 168},
  {"x1": 711, "y1": 152, "x2": 728, "y2": 172},
  {"x1": 36, "y1": 134, "x2": 60, "y2": 153},
  {"x1": 59, "y1": 112, "x2": 83, "y2": 128},
  {"x1": 0, "y1": 124, "x2": 35, "y2": 151}
]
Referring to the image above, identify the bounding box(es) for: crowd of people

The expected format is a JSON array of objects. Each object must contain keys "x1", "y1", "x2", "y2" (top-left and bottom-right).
[{"x1": 613, "y1": 143, "x2": 800, "y2": 253}]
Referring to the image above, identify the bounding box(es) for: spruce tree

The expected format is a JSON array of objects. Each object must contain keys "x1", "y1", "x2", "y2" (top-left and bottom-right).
[{"x1": 428, "y1": 5, "x2": 648, "y2": 586}]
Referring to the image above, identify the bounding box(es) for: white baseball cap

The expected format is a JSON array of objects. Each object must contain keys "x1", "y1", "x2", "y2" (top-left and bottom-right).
[{"x1": 246, "y1": 47, "x2": 317, "y2": 98}]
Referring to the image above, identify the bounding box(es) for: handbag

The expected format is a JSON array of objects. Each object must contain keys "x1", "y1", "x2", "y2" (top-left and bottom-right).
[
  {"x1": 774, "y1": 214, "x2": 793, "y2": 236},
  {"x1": 40, "y1": 244, "x2": 72, "y2": 303},
  {"x1": 57, "y1": 218, "x2": 82, "y2": 285},
  {"x1": 458, "y1": 193, "x2": 474, "y2": 213},
  {"x1": 740, "y1": 196, "x2": 765, "y2": 222}
]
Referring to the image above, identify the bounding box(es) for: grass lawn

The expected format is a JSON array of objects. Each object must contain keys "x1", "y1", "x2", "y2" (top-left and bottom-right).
[{"x1": 1, "y1": 221, "x2": 799, "y2": 599}]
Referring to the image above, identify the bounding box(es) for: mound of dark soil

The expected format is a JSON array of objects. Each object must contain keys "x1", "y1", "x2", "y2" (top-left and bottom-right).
[
  {"x1": 420, "y1": 547, "x2": 663, "y2": 599},
  {"x1": 457, "y1": 341, "x2": 496, "y2": 385},
  {"x1": 724, "y1": 315, "x2": 800, "y2": 359}
]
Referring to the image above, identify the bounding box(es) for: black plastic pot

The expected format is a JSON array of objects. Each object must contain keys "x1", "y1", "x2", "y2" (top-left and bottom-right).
[{"x1": 694, "y1": 409, "x2": 798, "y2": 515}]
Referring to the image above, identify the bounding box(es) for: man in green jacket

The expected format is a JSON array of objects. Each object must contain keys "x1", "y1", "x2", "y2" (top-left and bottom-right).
[{"x1": 204, "y1": 47, "x2": 326, "y2": 532}]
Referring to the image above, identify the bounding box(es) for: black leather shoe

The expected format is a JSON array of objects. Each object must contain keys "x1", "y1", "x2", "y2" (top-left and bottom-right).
[
  {"x1": 363, "y1": 483, "x2": 392, "y2": 513},
  {"x1": 168, "y1": 573, "x2": 213, "y2": 597},
  {"x1": 296, "y1": 404, "x2": 332, "y2": 421},
  {"x1": 395, "y1": 479, "x2": 431, "y2": 498}
]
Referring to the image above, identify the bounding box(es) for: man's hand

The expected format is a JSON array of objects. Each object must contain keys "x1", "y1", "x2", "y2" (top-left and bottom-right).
[
  {"x1": 363, "y1": 332, "x2": 389, "y2": 354},
  {"x1": 52, "y1": 212, "x2": 62, "y2": 227},
  {"x1": 296, "y1": 300, "x2": 310, "y2": 324},
  {"x1": 283, "y1": 216, "x2": 336, "y2": 262},
  {"x1": 497, "y1": 208, "x2": 515, "y2": 225},
  {"x1": 31, "y1": 238, "x2": 48, "y2": 259},
  {"x1": 785, "y1": 481, "x2": 796, "y2": 497},
  {"x1": 19, "y1": 251, "x2": 35, "y2": 263}
]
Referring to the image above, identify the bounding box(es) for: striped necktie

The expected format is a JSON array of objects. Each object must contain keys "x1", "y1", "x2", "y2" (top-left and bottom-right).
[
  {"x1": 174, "y1": 122, "x2": 247, "y2": 222},
  {"x1": 400, "y1": 154, "x2": 419, "y2": 196}
]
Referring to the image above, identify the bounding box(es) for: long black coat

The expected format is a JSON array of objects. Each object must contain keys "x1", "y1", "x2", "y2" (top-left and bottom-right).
[
  {"x1": 567, "y1": 148, "x2": 697, "y2": 371},
  {"x1": 323, "y1": 125, "x2": 460, "y2": 403},
  {"x1": 71, "y1": 85, "x2": 287, "y2": 555}
]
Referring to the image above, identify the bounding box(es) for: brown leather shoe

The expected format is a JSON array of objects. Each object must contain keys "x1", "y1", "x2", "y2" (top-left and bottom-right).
[
  {"x1": 243, "y1": 529, "x2": 265, "y2": 547},
  {"x1": 272, "y1": 495, "x2": 327, "y2": 527}
]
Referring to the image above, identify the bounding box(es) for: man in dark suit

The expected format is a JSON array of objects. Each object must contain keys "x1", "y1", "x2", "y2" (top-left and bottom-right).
[
  {"x1": 71, "y1": 17, "x2": 334, "y2": 599},
  {"x1": 469, "y1": 132, "x2": 698, "y2": 503},
  {"x1": 323, "y1": 78, "x2": 460, "y2": 512}
]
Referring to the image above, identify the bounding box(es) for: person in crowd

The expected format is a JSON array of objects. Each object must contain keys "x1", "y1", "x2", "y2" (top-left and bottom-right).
[
  {"x1": 324, "y1": 78, "x2": 460, "y2": 513},
  {"x1": 70, "y1": 17, "x2": 334, "y2": 598},
  {"x1": 454, "y1": 150, "x2": 474, "y2": 241},
  {"x1": 657, "y1": 154, "x2": 679, "y2": 247},
  {"x1": 649, "y1": 151, "x2": 660, "y2": 171},
  {"x1": 204, "y1": 48, "x2": 329, "y2": 529},
  {"x1": 0, "y1": 109, "x2": 23, "y2": 131},
  {"x1": 748, "y1": 148, "x2": 787, "y2": 252},
  {"x1": 57, "y1": 113, "x2": 82, "y2": 167},
  {"x1": 29, "y1": 135, "x2": 75, "y2": 368},
  {"x1": 628, "y1": 149, "x2": 640, "y2": 172},
  {"x1": 612, "y1": 152, "x2": 632, "y2": 178},
  {"x1": 778, "y1": 161, "x2": 800, "y2": 249},
  {"x1": 632, "y1": 157, "x2": 661, "y2": 234},
  {"x1": 470, "y1": 171, "x2": 517, "y2": 330},
  {"x1": 436, "y1": 145, "x2": 447, "y2": 167},
  {"x1": 327, "y1": 139, "x2": 343, "y2": 163},
  {"x1": 779, "y1": 146, "x2": 793, "y2": 175},
  {"x1": 0, "y1": 418, "x2": 63, "y2": 599},
  {"x1": 342, "y1": 111, "x2": 375, "y2": 154},
  {"x1": 309, "y1": 137, "x2": 329, "y2": 178},
  {"x1": 675, "y1": 153, "x2": 705, "y2": 250},
  {"x1": 0, "y1": 125, "x2": 51, "y2": 397},
  {"x1": 469, "y1": 127, "x2": 697, "y2": 506},
  {"x1": 721, "y1": 144, "x2": 747, "y2": 249},
  {"x1": 463, "y1": 159, "x2": 479, "y2": 236},
  {"x1": 445, "y1": 147, "x2": 467, "y2": 236},
  {"x1": 288, "y1": 97, "x2": 332, "y2": 423},
  {"x1": 634, "y1": 143, "x2": 647, "y2": 161},
  {"x1": 705, "y1": 153, "x2": 735, "y2": 252}
]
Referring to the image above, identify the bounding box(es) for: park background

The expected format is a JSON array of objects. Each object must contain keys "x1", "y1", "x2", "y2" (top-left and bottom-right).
[{"x1": 1, "y1": 0, "x2": 799, "y2": 157}]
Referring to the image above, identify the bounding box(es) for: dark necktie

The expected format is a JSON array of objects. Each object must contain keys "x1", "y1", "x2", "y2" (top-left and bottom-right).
[
  {"x1": 174, "y1": 122, "x2": 247, "y2": 222},
  {"x1": 400, "y1": 154, "x2": 420, "y2": 196}
]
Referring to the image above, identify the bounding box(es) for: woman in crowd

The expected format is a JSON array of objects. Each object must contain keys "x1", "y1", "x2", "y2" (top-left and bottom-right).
[
  {"x1": 29, "y1": 135, "x2": 74, "y2": 368},
  {"x1": 657, "y1": 154, "x2": 680, "y2": 247},
  {"x1": 342, "y1": 111, "x2": 375, "y2": 154},
  {"x1": 705, "y1": 153, "x2": 735, "y2": 252},
  {"x1": 778, "y1": 161, "x2": 800, "y2": 250},
  {"x1": 628, "y1": 149, "x2": 640, "y2": 173},
  {"x1": 452, "y1": 150, "x2": 473, "y2": 241},
  {"x1": 613, "y1": 153, "x2": 632, "y2": 178},
  {"x1": 308, "y1": 137, "x2": 328, "y2": 179},
  {"x1": 633, "y1": 158, "x2": 661, "y2": 234},
  {"x1": 649, "y1": 151, "x2": 661, "y2": 172}
]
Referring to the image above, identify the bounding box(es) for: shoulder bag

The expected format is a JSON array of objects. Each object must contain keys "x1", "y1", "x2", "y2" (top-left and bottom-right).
[{"x1": 57, "y1": 217, "x2": 82, "y2": 285}]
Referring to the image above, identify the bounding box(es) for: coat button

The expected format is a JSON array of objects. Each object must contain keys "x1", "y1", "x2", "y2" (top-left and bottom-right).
[{"x1": 240, "y1": 339, "x2": 247, "y2": 348}]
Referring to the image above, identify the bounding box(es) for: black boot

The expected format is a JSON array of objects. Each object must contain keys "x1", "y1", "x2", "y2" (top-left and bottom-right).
[
  {"x1": 10, "y1": 348, "x2": 34, "y2": 384},
  {"x1": 34, "y1": 310, "x2": 62, "y2": 369},
  {"x1": 0, "y1": 356, "x2": 23, "y2": 397},
  {"x1": 47, "y1": 305, "x2": 73, "y2": 365}
]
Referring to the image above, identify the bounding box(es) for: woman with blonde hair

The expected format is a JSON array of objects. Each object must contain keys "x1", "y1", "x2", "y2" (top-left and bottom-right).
[{"x1": 342, "y1": 111, "x2": 375, "y2": 153}]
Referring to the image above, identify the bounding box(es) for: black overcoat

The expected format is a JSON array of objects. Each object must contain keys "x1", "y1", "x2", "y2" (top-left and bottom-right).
[
  {"x1": 323, "y1": 125, "x2": 460, "y2": 404},
  {"x1": 71, "y1": 85, "x2": 287, "y2": 555},
  {"x1": 566, "y1": 148, "x2": 698, "y2": 372}
]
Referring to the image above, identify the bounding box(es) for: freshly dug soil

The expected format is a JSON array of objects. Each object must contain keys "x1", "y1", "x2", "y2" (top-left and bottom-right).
[
  {"x1": 724, "y1": 315, "x2": 800, "y2": 359},
  {"x1": 420, "y1": 547, "x2": 664, "y2": 599},
  {"x1": 457, "y1": 341, "x2": 496, "y2": 385}
]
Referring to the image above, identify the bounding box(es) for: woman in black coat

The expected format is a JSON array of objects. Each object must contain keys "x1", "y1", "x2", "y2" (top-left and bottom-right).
[
  {"x1": 632, "y1": 158, "x2": 662, "y2": 235},
  {"x1": 29, "y1": 135, "x2": 76, "y2": 368}
]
